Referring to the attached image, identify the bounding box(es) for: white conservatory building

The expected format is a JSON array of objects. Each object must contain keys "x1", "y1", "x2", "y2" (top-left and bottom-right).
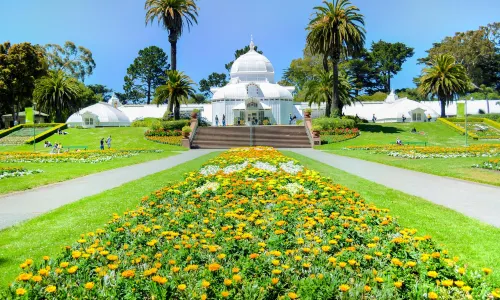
[
  {"x1": 66, "y1": 97, "x2": 131, "y2": 128},
  {"x1": 210, "y1": 38, "x2": 295, "y2": 125}
]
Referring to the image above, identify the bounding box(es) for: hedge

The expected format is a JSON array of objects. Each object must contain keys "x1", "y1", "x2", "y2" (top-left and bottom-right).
[
  {"x1": 312, "y1": 117, "x2": 356, "y2": 131},
  {"x1": 483, "y1": 118, "x2": 500, "y2": 130},
  {"x1": 437, "y1": 118, "x2": 479, "y2": 140},
  {"x1": 24, "y1": 123, "x2": 67, "y2": 144},
  {"x1": 131, "y1": 118, "x2": 162, "y2": 128},
  {"x1": 150, "y1": 120, "x2": 190, "y2": 131},
  {"x1": 0, "y1": 125, "x2": 23, "y2": 139}
]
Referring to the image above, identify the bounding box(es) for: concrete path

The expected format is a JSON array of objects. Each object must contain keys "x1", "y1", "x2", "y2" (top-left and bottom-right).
[
  {"x1": 289, "y1": 149, "x2": 500, "y2": 227},
  {"x1": 0, "y1": 150, "x2": 215, "y2": 230}
]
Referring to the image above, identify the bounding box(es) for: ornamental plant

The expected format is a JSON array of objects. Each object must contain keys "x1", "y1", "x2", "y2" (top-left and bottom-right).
[{"x1": 4, "y1": 147, "x2": 498, "y2": 299}]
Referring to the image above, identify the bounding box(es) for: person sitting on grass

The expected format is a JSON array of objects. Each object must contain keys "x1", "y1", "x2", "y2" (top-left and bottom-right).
[{"x1": 396, "y1": 137, "x2": 402, "y2": 145}]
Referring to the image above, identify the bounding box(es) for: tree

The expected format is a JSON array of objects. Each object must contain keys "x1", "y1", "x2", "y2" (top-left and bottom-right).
[
  {"x1": 419, "y1": 23, "x2": 500, "y2": 89},
  {"x1": 44, "y1": 41, "x2": 95, "y2": 82},
  {"x1": 304, "y1": 69, "x2": 355, "y2": 113},
  {"x1": 188, "y1": 93, "x2": 206, "y2": 104},
  {"x1": 342, "y1": 48, "x2": 382, "y2": 95},
  {"x1": 370, "y1": 40, "x2": 414, "y2": 92},
  {"x1": 282, "y1": 47, "x2": 324, "y2": 99},
  {"x1": 145, "y1": 0, "x2": 199, "y2": 71},
  {"x1": 33, "y1": 70, "x2": 82, "y2": 122},
  {"x1": 225, "y1": 45, "x2": 263, "y2": 73},
  {"x1": 199, "y1": 72, "x2": 228, "y2": 98},
  {"x1": 154, "y1": 70, "x2": 196, "y2": 119},
  {"x1": 307, "y1": 0, "x2": 365, "y2": 116},
  {"x1": 418, "y1": 54, "x2": 470, "y2": 117},
  {"x1": 123, "y1": 46, "x2": 170, "y2": 104},
  {"x1": 0, "y1": 42, "x2": 47, "y2": 124},
  {"x1": 115, "y1": 90, "x2": 146, "y2": 104},
  {"x1": 87, "y1": 84, "x2": 113, "y2": 102},
  {"x1": 395, "y1": 88, "x2": 426, "y2": 101}
]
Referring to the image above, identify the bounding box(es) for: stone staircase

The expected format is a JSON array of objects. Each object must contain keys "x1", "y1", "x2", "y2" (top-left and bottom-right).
[{"x1": 191, "y1": 126, "x2": 311, "y2": 149}]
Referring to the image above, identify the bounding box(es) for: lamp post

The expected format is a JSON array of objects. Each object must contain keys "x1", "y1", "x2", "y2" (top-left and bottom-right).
[{"x1": 33, "y1": 103, "x2": 36, "y2": 152}]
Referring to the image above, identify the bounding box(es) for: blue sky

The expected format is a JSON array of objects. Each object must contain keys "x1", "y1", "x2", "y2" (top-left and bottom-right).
[{"x1": 1, "y1": 0, "x2": 499, "y2": 94}]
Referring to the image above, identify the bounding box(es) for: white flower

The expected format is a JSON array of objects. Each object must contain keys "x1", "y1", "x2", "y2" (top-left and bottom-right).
[
  {"x1": 195, "y1": 182, "x2": 220, "y2": 194},
  {"x1": 279, "y1": 161, "x2": 303, "y2": 174},
  {"x1": 281, "y1": 182, "x2": 311, "y2": 196}
]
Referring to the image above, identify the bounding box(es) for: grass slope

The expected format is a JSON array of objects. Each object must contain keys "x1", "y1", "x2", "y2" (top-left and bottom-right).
[
  {"x1": 317, "y1": 122, "x2": 500, "y2": 186},
  {"x1": 0, "y1": 127, "x2": 185, "y2": 152},
  {"x1": 0, "y1": 127, "x2": 186, "y2": 194},
  {"x1": 283, "y1": 151, "x2": 500, "y2": 286},
  {"x1": 0, "y1": 151, "x2": 220, "y2": 290}
]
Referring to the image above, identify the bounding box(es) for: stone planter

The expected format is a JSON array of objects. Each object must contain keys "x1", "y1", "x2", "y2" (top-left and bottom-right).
[
  {"x1": 304, "y1": 111, "x2": 311, "y2": 118},
  {"x1": 191, "y1": 112, "x2": 198, "y2": 119},
  {"x1": 312, "y1": 130, "x2": 320, "y2": 138},
  {"x1": 182, "y1": 131, "x2": 190, "y2": 138}
]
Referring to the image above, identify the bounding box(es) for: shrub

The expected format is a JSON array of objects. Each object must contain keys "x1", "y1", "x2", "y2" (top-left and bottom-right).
[
  {"x1": 144, "y1": 129, "x2": 182, "y2": 137},
  {"x1": 24, "y1": 124, "x2": 67, "y2": 144},
  {"x1": 181, "y1": 125, "x2": 192, "y2": 133},
  {"x1": 0, "y1": 125, "x2": 23, "y2": 139},
  {"x1": 358, "y1": 91, "x2": 387, "y2": 101},
  {"x1": 312, "y1": 117, "x2": 356, "y2": 131},
  {"x1": 131, "y1": 118, "x2": 162, "y2": 128},
  {"x1": 161, "y1": 120, "x2": 190, "y2": 131}
]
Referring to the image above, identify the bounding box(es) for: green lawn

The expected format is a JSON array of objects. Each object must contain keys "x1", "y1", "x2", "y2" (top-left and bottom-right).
[
  {"x1": 0, "y1": 151, "x2": 220, "y2": 290},
  {"x1": 316, "y1": 122, "x2": 500, "y2": 186},
  {"x1": 283, "y1": 151, "x2": 500, "y2": 286},
  {"x1": 0, "y1": 127, "x2": 187, "y2": 195},
  {"x1": 0, "y1": 127, "x2": 185, "y2": 152}
]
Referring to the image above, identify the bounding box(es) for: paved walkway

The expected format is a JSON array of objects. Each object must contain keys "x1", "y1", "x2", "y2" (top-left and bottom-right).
[
  {"x1": 0, "y1": 150, "x2": 216, "y2": 230},
  {"x1": 289, "y1": 149, "x2": 500, "y2": 227}
]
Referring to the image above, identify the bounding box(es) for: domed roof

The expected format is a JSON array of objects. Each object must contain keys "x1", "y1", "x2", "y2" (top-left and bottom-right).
[
  {"x1": 230, "y1": 38, "x2": 275, "y2": 83},
  {"x1": 212, "y1": 82, "x2": 293, "y2": 100},
  {"x1": 66, "y1": 102, "x2": 131, "y2": 126}
]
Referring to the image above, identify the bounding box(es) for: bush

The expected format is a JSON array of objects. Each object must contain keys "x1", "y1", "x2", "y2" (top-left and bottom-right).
[
  {"x1": 312, "y1": 117, "x2": 356, "y2": 131},
  {"x1": 357, "y1": 91, "x2": 388, "y2": 101},
  {"x1": 131, "y1": 118, "x2": 162, "y2": 128},
  {"x1": 160, "y1": 120, "x2": 190, "y2": 131},
  {"x1": 144, "y1": 129, "x2": 182, "y2": 137},
  {"x1": 182, "y1": 125, "x2": 192, "y2": 133}
]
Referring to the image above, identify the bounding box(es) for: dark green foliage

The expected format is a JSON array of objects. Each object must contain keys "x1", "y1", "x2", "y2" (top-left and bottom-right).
[
  {"x1": 312, "y1": 117, "x2": 356, "y2": 130},
  {"x1": 370, "y1": 40, "x2": 414, "y2": 92},
  {"x1": 87, "y1": 84, "x2": 113, "y2": 102},
  {"x1": 199, "y1": 72, "x2": 227, "y2": 97},
  {"x1": 123, "y1": 46, "x2": 170, "y2": 104}
]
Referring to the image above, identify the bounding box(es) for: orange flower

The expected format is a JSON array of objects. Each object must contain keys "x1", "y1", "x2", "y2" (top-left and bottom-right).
[
  {"x1": 152, "y1": 275, "x2": 167, "y2": 284},
  {"x1": 208, "y1": 263, "x2": 221, "y2": 272},
  {"x1": 249, "y1": 253, "x2": 259, "y2": 259},
  {"x1": 84, "y1": 282, "x2": 95, "y2": 290},
  {"x1": 121, "y1": 270, "x2": 135, "y2": 278},
  {"x1": 271, "y1": 278, "x2": 279, "y2": 285},
  {"x1": 221, "y1": 291, "x2": 230, "y2": 298},
  {"x1": 428, "y1": 292, "x2": 438, "y2": 299},
  {"x1": 16, "y1": 288, "x2": 26, "y2": 295},
  {"x1": 177, "y1": 284, "x2": 187, "y2": 291},
  {"x1": 339, "y1": 284, "x2": 350, "y2": 292},
  {"x1": 288, "y1": 292, "x2": 299, "y2": 299}
]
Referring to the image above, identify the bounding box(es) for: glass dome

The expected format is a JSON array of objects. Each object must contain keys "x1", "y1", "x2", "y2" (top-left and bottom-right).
[{"x1": 230, "y1": 38, "x2": 275, "y2": 83}]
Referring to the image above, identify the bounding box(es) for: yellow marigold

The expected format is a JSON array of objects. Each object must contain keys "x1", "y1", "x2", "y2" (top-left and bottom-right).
[
  {"x1": 84, "y1": 282, "x2": 94, "y2": 290},
  {"x1": 43, "y1": 256, "x2": 50, "y2": 261},
  {"x1": 201, "y1": 294, "x2": 207, "y2": 300},
  {"x1": 152, "y1": 275, "x2": 167, "y2": 284},
  {"x1": 121, "y1": 270, "x2": 135, "y2": 278},
  {"x1": 17, "y1": 273, "x2": 32, "y2": 281},
  {"x1": 16, "y1": 288, "x2": 26, "y2": 295},
  {"x1": 364, "y1": 255, "x2": 372, "y2": 260},
  {"x1": 462, "y1": 286, "x2": 472, "y2": 292},
  {"x1": 339, "y1": 284, "x2": 350, "y2": 292},
  {"x1": 272, "y1": 259, "x2": 280, "y2": 266},
  {"x1": 221, "y1": 291, "x2": 230, "y2": 298},
  {"x1": 454, "y1": 281, "x2": 464, "y2": 288},
  {"x1": 442, "y1": 279, "x2": 453, "y2": 287},
  {"x1": 45, "y1": 285, "x2": 57, "y2": 293},
  {"x1": 375, "y1": 277, "x2": 384, "y2": 283},
  {"x1": 483, "y1": 268, "x2": 492, "y2": 275},
  {"x1": 321, "y1": 246, "x2": 331, "y2": 252},
  {"x1": 406, "y1": 261, "x2": 416, "y2": 267},
  {"x1": 348, "y1": 260, "x2": 356, "y2": 266},
  {"x1": 394, "y1": 281, "x2": 403, "y2": 288},
  {"x1": 60, "y1": 262, "x2": 69, "y2": 268},
  {"x1": 249, "y1": 253, "x2": 259, "y2": 259},
  {"x1": 364, "y1": 285, "x2": 371, "y2": 292},
  {"x1": 208, "y1": 263, "x2": 221, "y2": 272},
  {"x1": 428, "y1": 291, "x2": 438, "y2": 299},
  {"x1": 68, "y1": 266, "x2": 78, "y2": 274},
  {"x1": 427, "y1": 271, "x2": 438, "y2": 278},
  {"x1": 491, "y1": 289, "x2": 500, "y2": 298},
  {"x1": 288, "y1": 292, "x2": 299, "y2": 299},
  {"x1": 458, "y1": 267, "x2": 466, "y2": 275},
  {"x1": 202, "y1": 280, "x2": 210, "y2": 288},
  {"x1": 339, "y1": 262, "x2": 347, "y2": 268},
  {"x1": 106, "y1": 254, "x2": 118, "y2": 261},
  {"x1": 38, "y1": 269, "x2": 49, "y2": 276},
  {"x1": 71, "y1": 251, "x2": 81, "y2": 259},
  {"x1": 232, "y1": 267, "x2": 240, "y2": 273},
  {"x1": 302, "y1": 263, "x2": 311, "y2": 268},
  {"x1": 271, "y1": 278, "x2": 279, "y2": 285},
  {"x1": 32, "y1": 275, "x2": 42, "y2": 282},
  {"x1": 233, "y1": 274, "x2": 242, "y2": 282},
  {"x1": 224, "y1": 278, "x2": 232, "y2": 286},
  {"x1": 177, "y1": 284, "x2": 187, "y2": 291},
  {"x1": 172, "y1": 266, "x2": 180, "y2": 273},
  {"x1": 272, "y1": 269, "x2": 282, "y2": 275}
]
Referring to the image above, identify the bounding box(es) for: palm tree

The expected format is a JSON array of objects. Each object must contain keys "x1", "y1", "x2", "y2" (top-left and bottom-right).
[
  {"x1": 304, "y1": 70, "x2": 355, "y2": 113},
  {"x1": 145, "y1": 0, "x2": 198, "y2": 71},
  {"x1": 155, "y1": 70, "x2": 196, "y2": 120},
  {"x1": 33, "y1": 70, "x2": 81, "y2": 122},
  {"x1": 418, "y1": 54, "x2": 470, "y2": 117},
  {"x1": 307, "y1": 0, "x2": 365, "y2": 116}
]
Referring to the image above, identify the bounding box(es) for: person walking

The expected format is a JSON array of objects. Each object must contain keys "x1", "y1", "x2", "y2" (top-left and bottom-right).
[
  {"x1": 106, "y1": 135, "x2": 112, "y2": 149},
  {"x1": 289, "y1": 113, "x2": 293, "y2": 125},
  {"x1": 222, "y1": 114, "x2": 226, "y2": 126},
  {"x1": 402, "y1": 114, "x2": 406, "y2": 123},
  {"x1": 372, "y1": 114, "x2": 377, "y2": 123},
  {"x1": 100, "y1": 138, "x2": 104, "y2": 150},
  {"x1": 215, "y1": 115, "x2": 219, "y2": 126},
  {"x1": 427, "y1": 114, "x2": 432, "y2": 122}
]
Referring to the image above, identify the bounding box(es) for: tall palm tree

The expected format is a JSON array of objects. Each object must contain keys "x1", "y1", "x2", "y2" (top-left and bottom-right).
[
  {"x1": 33, "y1": 70, "x2": 81, "y2": 122},
  {"x1": 304, "y1": 70, "x2": 355, "y2": 113},
  {"x1": 418, "y1": 54, "x2": 470, "y2": 117},
  {"x1": 307, "y1": 0, "x2": 365, "y2": 116},
  {"x1": 145, "y1": 0, "x2": 198, "y2": 71},
  {"x1": 155, "y1": 70, "x2": 196, "y2": 120}
]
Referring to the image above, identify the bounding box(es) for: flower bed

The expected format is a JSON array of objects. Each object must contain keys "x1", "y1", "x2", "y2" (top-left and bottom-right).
[
  {"x1": 453, "y1": 122, "x2": 500, "y2": 139},
  {"x1": 0, "y1": 149, "x2": 163, "y2": 164},
  {"x1": 473, "y1": 159, "x2": 500, "y2": 171},
  {"x1": 0, "y1": 167, "x2": 43, "y2": 179},
  {"x1": 345, "y1": 144, "x2": 500, "y2": 159},
  {"x1": 145, "y1": 135, "x2": 183, "y2": 146},
  {"x1": 5, "y1": 147, "x2": 498, "y2": 299},
  {"x1": 321, "y1": 128, "x2": 359, "y2": 144}
]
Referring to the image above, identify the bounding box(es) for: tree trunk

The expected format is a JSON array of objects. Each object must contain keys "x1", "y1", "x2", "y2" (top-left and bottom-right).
[
  {"x1": 169, "y1": 32, "x2": 178, "y2": 71},
  {"x1": 174, "y1": 100, "x2": 180, "y2": 120},
  {"x1": 332, "y1": 60, "x2": 340, "y2": 116},
  {"x1": 166, "y1": 99, "x2": 174, "y2": 119},
  {"x1": 387, "y1": 73, "x2": 391, "y2": 92},
  {"x1": 325, "y1": 96, "x2": 331, "y2": 118},
  {"x1": 322, "y1": 54, "x2": 329, "y2": 72},
  {"x1": 147, "y1": 81, "x2": 151, "y2": 105},
  {"x1": 440, "y1": 98, "x2": 446, "y2": 118}
]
